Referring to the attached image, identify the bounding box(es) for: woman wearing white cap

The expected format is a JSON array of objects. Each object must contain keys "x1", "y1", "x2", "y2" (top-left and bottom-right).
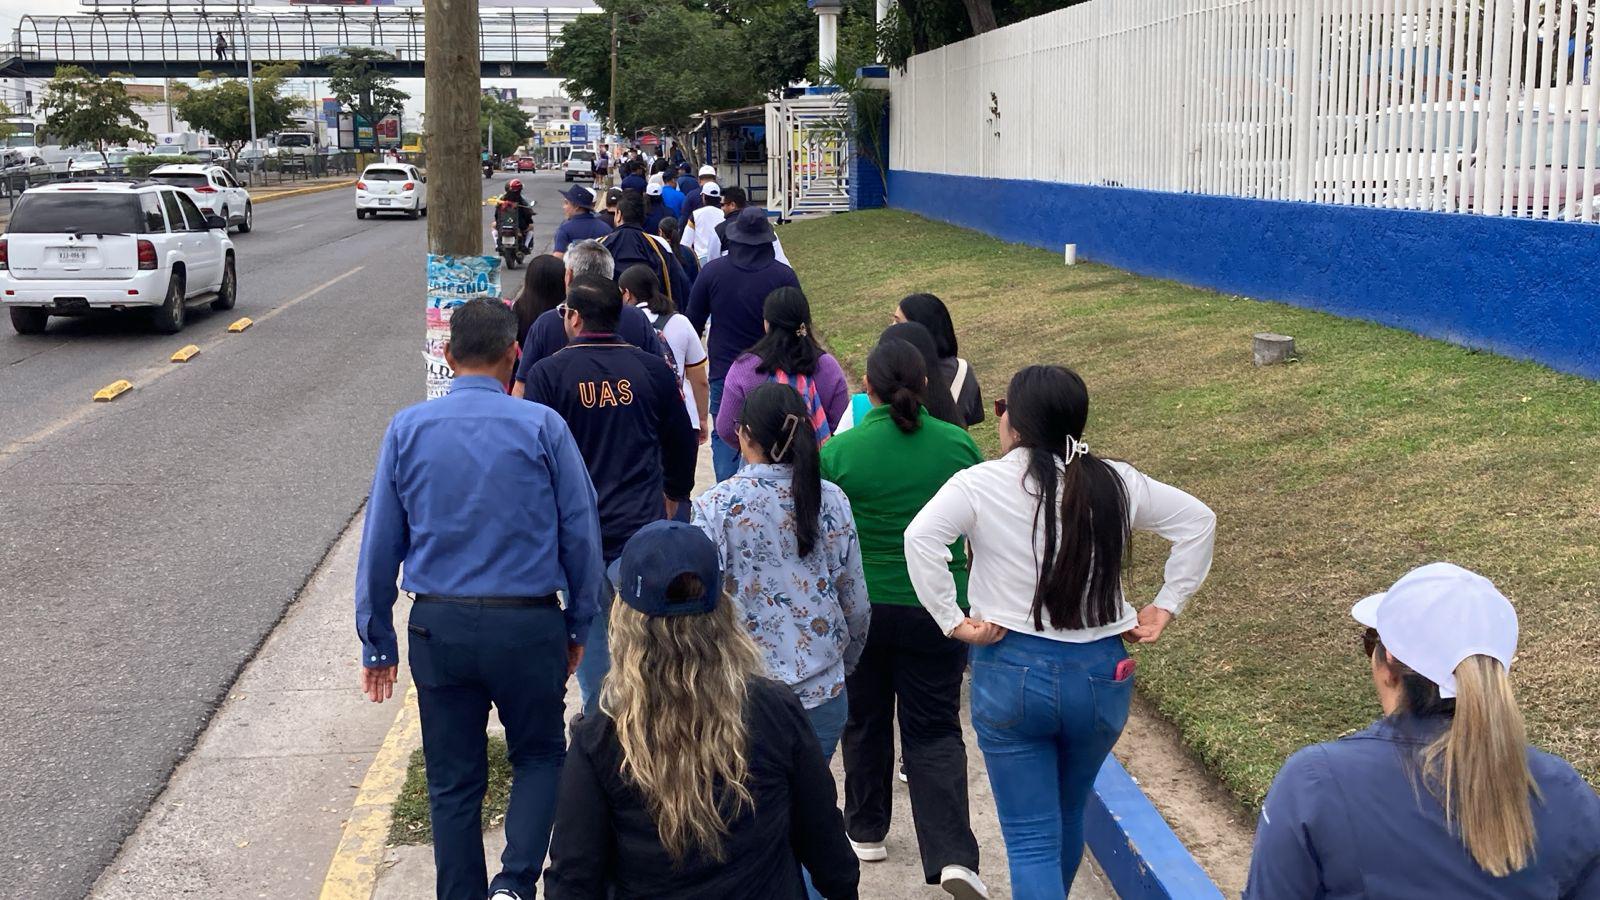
[{"x1": 1244, "y1": 562, "x2": 1600, "y2": 898}]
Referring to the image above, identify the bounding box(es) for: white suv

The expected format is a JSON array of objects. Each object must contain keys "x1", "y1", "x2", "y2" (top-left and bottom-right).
[
  {"x1": 356, "y1": 163, "x2": 428, "y2": 219},
  {"x1": 149, "y1": 163, "x2": 254, "y2": 233},
  {"x1": 1, "y1": 182, "x2": 237, "y2": 335}
]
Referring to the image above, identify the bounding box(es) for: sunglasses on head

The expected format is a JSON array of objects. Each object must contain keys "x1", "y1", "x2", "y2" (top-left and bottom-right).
[
  {"x1": 1361, "y1": 627, "x2": 1379, "y2": 658},
  {"x1": 993, "y1": 398, "x2": 1008, "y2": 418}
]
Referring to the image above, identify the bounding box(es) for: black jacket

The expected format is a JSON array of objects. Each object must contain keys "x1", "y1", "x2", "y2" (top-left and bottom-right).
[
  {"x1": 524, "y1": 335, "x2": 696, "y2": 562},
  {"x1": 545, "y1": 678, "x2": 860, "y2": 900}
]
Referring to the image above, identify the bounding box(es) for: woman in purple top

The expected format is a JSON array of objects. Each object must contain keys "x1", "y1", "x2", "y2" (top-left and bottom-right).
[{"x1": 715, "y1": 287, "x2": 850, "y2": 453}]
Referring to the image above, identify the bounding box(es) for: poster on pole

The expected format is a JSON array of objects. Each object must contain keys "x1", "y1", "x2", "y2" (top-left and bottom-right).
[{"x1": 425, "y1": 254, "x2": 503, "y2": 400}]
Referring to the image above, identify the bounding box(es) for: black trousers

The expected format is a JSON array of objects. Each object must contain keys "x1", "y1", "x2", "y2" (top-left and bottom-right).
[{"x1": 841, "y1": 603, "x2": 980, "y2": 883}]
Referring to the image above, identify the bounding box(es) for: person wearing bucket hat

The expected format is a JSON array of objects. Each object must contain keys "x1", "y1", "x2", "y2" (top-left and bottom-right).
[
  {"x1": 704, "y1": 187, "x2": 790, "y2": 265},
  {"x1": 685, "y1": 203, "x2": 801, "y2": 481},
  {"x1": 1244, "y1": 563, "x2": 1600, "y2": 899},
  {"x1": 554, "y1": 184, "x2": 612, "y2": 258},
  {"x1": 545, "y1": 522, "x2": 861, "y2": 900}
]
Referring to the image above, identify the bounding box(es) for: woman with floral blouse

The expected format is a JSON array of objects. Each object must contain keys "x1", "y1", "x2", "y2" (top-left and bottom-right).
[{"x1": 692, "y1": 382, "x2": 871, "y2": 760}]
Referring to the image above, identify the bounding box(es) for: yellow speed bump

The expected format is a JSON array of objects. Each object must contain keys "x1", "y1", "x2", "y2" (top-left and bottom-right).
[
  {"x1": 170, "y1": 344, "x2": 201, "y2": 363},
  {"x1": 227, "y1": 317, "x2": 254, "y2": 333},
  {"x1": 93, "y1": 380, "x2": 133, "y2": 402}
]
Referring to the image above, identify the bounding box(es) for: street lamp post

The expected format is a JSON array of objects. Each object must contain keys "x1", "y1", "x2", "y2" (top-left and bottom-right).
[
  {"x1": 810, "y1": 0, "x2": 842, "y2": 76},
  {"x1": 241, "y1": 11, "x2": 259, "y2": 176}
]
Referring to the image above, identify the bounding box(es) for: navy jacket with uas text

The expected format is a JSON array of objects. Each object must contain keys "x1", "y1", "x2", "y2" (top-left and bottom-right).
[
  {"x1": 524, "y1": 335, "x2": 697, "y2": 563},
  {"x1": 1244, "y1": 715, "x2": 1600, "y2": 899}
]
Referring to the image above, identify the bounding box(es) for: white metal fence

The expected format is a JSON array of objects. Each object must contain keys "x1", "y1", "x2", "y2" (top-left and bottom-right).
[{"x1": 891, "y1": 0, "x2": 1600, "y2": 222}]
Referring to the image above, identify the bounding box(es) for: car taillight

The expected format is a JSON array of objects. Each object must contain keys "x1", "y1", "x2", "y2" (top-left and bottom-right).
[
  {"x1": 195, "y1": 185, "x2": 217, "y2": 193},
  {"x1": 137, "y1": 240, "x2": 157, "y2": 270},
  {"x1": 0, "y1": 238, "x2": 7, "y2": 271},
  {"x1": 402, "y1": 182, "x2": 415, "y2": 191},
  {"x1": 356, "y1": 180, "x2": 368, "y2": 190}
]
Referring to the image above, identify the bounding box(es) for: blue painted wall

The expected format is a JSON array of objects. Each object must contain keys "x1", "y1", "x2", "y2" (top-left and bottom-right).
[{"x1": 888, "y1": 169, "x2": 1600, "y2": 380}]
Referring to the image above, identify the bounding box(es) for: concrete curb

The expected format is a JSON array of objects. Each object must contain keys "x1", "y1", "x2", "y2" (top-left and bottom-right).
[
  {"x1": 252, "y1": 180, "x2": 356, "y2": 204},
  {"x1": 1085, "y1": 756, "x2": 1227, "y2": 900}
]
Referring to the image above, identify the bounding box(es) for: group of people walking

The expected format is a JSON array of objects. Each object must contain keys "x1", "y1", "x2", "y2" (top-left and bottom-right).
[{"x1": 356, "y1": 164, "x2": 1600, "y2": 900}]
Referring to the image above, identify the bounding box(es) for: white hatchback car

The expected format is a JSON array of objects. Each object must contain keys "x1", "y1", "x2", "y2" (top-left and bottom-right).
[
  {"x1": 149, "y1": 163, "x2": 254, "y2": 233},
  {"x1": 356, "y1": 163, "x2": 428, "y2": 219},
  {"x1": 1, "y1": 182, "x2": 237, "y2": 335}
]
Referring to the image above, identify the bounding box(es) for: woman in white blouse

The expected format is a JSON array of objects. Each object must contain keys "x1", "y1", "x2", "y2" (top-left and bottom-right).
[{"x1": 904, "y1": 365, "x2": 1216, "y2": 900}]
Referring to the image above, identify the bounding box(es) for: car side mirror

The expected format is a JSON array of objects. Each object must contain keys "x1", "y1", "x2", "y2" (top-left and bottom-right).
[
  {"x1": 205, "y1": 214, "x2": 227, "y2": 230},
  {"x1": 421, "y1": 176, "x2": 427, "y2": 183}
]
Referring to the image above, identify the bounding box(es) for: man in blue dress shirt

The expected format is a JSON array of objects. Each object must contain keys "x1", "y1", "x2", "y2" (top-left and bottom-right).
[{"x1": 355, "y1": 298, "x2": 605, "y2": 900}]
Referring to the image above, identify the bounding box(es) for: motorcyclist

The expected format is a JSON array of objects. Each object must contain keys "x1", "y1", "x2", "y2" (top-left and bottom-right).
[{"x1": 500, "y1": 178, "x2": 536, "y2": 247}]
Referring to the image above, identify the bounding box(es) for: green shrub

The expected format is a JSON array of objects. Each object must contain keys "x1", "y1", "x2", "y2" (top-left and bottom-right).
[{"x1": 126, "y1": 154, "x2": 197, "y2": 179}]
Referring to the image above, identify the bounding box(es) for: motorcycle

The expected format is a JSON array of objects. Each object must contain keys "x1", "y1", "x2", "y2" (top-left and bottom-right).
[
  {"x1": 493, "y1": 199, "x2": 534, "y2": 270},
  {"x1": 483, "y1": 161, "x2": 494, "y2": 179}
]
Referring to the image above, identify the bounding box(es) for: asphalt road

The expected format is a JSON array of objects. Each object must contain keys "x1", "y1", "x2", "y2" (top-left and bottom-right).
[{"x1": 0, "y1": 170, "x2": 573, "y2": 899}]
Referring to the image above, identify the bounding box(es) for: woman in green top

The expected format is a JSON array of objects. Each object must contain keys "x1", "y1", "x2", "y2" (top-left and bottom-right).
[{"x1": 819, "y1": 337, "x2": 988, "y2": 900}]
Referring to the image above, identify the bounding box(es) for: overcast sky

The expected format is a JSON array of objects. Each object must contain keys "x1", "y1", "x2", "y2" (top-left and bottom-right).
[{"x1": 2, "y1": 1, "x2": 575, "y2": 124}]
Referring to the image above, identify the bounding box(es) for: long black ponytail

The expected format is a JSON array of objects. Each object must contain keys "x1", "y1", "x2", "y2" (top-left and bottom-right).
[
  {"x1": 739, "y1": 382, "x2": 822, "y2": 557},
  {"x1": 880, "y1": 323, "x2": 961, "y2": 427},
  {"x1": 1005, "y1": 365, "x2": 1130, "y2": 631},
  {"x1": 866, "y1": 337, "x2": 927, "y2": 434}
]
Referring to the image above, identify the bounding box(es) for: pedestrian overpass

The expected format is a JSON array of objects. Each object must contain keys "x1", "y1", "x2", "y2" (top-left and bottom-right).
[{"x1": 1, "y1": 6, "x2": 595, "y2": 80}]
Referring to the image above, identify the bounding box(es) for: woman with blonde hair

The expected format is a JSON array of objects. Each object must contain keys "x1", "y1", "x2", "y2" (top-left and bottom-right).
[
  {"x1": 1245, "y1": 563, "x2": 1600, "y2": 898},
  {"x1": 544, "y1": 521, "x2": 860, "y2": 900}
]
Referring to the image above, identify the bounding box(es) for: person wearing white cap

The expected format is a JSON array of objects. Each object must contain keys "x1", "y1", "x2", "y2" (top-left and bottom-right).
[
  {"x1": 683, "y1": 183, "x2": 727, "y2": 264},
  {"x1": 679, "y1": 164, "x2": 718, "y2": 233},
  {"x1": 643, "y1": 177, "x2": 670, "y2": 235},
  {"x1": 1244, "y1": 563, "x2": 1600, "y2": 899}
]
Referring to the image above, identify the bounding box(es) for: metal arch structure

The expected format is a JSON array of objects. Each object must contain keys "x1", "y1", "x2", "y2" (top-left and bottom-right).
[{"x1": 1, "y1": 8, "x2": 588, "y2": 79}]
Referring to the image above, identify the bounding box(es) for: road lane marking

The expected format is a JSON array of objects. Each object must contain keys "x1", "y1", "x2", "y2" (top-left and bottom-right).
[
  {"x1": 227, "y1": 317, "x2": 254, "y2": 332},
  {"x1": 0, "y1": 265, "x2": 367, "y2": 463},
  {"x1": 170, "y1": 344, "x2": 200, "y2": 363},
  {"x1": 318, "y1": 684, "x2": 420, "y2": 900},
  {"x1": 93, "y1": 380, "x2": 133, "y2": 402},
  {"x1": 284, "y1": 223, "x2": 307, "y2": 231}
]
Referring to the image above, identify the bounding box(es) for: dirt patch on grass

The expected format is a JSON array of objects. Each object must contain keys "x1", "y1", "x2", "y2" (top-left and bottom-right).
[{"x1": 781, "y1": 209, "x2": 1600, "y2": 810}]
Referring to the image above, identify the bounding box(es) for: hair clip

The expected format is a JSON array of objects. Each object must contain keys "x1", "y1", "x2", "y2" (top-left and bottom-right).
[
  {"x1": 1065, "y1": 434, "x2": 1090, "y2": 462},
  {"x1": 795, "y1": 324, "x2": 809, "y2": 338},
  {"x1": 771, "y1": 413, "x2": 803, "y2": 460}
]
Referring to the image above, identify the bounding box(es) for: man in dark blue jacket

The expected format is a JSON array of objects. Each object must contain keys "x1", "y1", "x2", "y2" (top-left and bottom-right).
[
  {"x1": 599, "y1": 192, "x2": 692, "y2": 310},
  {"x1": 685, "y1": 205, "x2": 800, "y2": 481},
  {"x1": 513, "y1": 241, "x2": 663, "y2": 394},
  {"x1": 524, "y1": 275, "x2": 697, "y2": 715}
]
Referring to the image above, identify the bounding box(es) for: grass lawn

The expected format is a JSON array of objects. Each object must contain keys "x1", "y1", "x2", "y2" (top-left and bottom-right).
[
  {"x1": 390, "y1": 736, "x2": 513, "y2": 845},
  {"x1": 781, "y1": 209, "x2": 1600, "y2": 806}
]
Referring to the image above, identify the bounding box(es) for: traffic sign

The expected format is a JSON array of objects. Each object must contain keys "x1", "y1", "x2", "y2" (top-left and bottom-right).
[{"x1": 570, "y1": 124, "x2": 588, "y2": 143}]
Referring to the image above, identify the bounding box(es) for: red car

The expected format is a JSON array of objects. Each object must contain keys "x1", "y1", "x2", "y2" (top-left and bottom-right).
[{"x1": 516, "y1": 157, "x2": 536, "y2": 172}]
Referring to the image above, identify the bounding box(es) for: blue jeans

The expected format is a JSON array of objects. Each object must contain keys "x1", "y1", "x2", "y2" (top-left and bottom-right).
[
  {"x1": 709, "y1": 376, "x2": 741, "y2": 482},
  {"x1": 407, "y1": 601, "x2": 569, "y2": 900},
  {"x1": 971, "y1": 633, "x2": 1132, "y2": 900},
  {"x1": 803, "y1": 689, "x2": 849, "y2": 761},
  {"x1": 574, "y1": 575, "x2": 617, "y2": 716},
  {"x1": 801, "y1": 689, "x2": 849, "y2": 900}
]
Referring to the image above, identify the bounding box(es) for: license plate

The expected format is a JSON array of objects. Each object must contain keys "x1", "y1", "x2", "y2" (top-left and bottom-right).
[
  {"x1": 378, "y1": 199, "x2": 391, "y2": 206},
  {"x1": 53, "y1": 247, "x2": 88, "y2": 265}
]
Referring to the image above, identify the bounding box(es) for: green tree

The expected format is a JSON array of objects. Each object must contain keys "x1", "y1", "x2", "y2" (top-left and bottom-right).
[
  {"x1": 321, "y1": 48, "x2": 409, "y2": 130},
  {"x1": 175, "y1": 65, "x2": 307, "y2": 160},
  {"x1": 38, "y1": 66, "x2": 153, "y2": 151},
  {"x1": 879, "y1": 0, "x2": 1092, "y2": 67},
  {"x1": 480, "y1": 93, "x2": 532, "y2": 156},
  {"x1": 551, "y1": 0, "x2": 768, "y2": 150},
  {"x1": 0, "y1": 100, "x2": 15, "y2": 142}
]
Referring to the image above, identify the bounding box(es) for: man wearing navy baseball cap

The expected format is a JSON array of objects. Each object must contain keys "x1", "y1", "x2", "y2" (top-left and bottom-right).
[
  {"x1": 554, "y1": 184, "x2": 612, "y2": 258},
  {"x1": 546, "y1": 521, "x2": 861, "y2": 900}
]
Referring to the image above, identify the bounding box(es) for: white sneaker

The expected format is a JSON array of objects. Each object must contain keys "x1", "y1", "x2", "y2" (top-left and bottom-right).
[
  {"x1": 849, "y1": 838, "x2": 887, "y2": 862},
  {"x1": 940, "y1": 865, "x2": 989, "y2": 900},
  {"x1": 489, "y1": 891, "x2": 522, "y2": 900}
]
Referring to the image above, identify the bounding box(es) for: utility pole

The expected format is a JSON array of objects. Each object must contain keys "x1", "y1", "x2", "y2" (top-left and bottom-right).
[
  {"x1": 425, "y1": 0, "x2": 482, "y2": 256},
  {"x1": 242, "y1": 12, "x2": 259, "y2": 170},
  {"x1": 609, "y1": 11, "x2": 619, "y2": 141}
]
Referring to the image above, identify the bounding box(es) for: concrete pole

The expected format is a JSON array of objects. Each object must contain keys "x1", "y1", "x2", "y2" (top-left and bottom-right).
[
  {"x1": 242, "y1": 13, "x2": 259, "y2": 161},
  {"x1": 425, "y1": 0, "x2": 482, "y2": 256},
  {"x1": 817, "y1": 8, "x2": 840, "y2": 74},
  {"x1": 1288, "y1": 5, "x2": 1317, "y2": 201},
  {"x1": 875, "y1": 0, "x2": 890, "y2": 28}
]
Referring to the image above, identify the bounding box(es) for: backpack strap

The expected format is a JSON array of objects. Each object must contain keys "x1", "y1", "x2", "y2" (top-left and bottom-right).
[{"x1": 951, "y1": 357, "x2": 970, "y2": 404}]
